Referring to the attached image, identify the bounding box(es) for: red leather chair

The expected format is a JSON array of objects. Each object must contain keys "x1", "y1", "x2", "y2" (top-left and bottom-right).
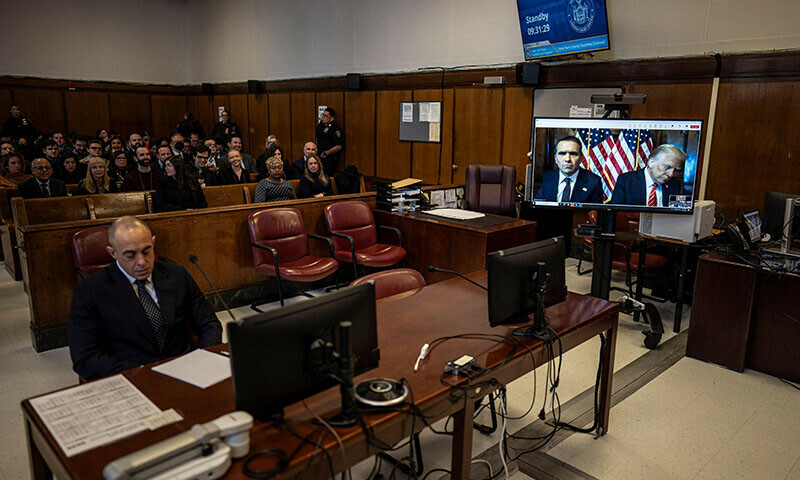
[
  {"x1": 248, "y1": 207, "x2": 338, "y2": 309},
  {"x1": 464, "y1": 164, "x2": 516, "y2": 216},
  {"x1": 610, "y1": 213, "x2": 670, "y2": 298},
  {"x1": 323, "y1": 201, "x2": 406, "y2": 279},
  {"x1": 71, "y1": 225, "x2": 113, "y2": 282},
  {"x1": 577, "y1": 210, "x2": 598, "y2": 275},
  {"x1": 350, "y1": 268, "x2": 426, "y2": 300}
]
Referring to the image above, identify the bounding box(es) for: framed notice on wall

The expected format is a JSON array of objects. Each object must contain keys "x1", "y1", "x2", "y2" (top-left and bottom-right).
[{"x1": 398, "y1": 101, "x2": 442, "y2": 143}]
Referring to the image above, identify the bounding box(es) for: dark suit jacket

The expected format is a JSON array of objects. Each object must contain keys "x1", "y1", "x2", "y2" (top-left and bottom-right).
[
  {"x1": 68, "y1": 259, "x2": 222, "y2": 380},
  {"x1": 609, "y1": 169, "x2": 683, "y2": 207},
  {"x1": 535, "y1": 168, "x2": 604, "y2": 203},
  {"x1": 16, "y1": 177, "x2": 68, "y2": 199}
]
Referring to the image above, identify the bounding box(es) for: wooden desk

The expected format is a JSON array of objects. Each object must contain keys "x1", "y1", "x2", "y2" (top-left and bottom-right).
[
  {"x1": 22, "y1": 272, "x2": 618, "y2": 480},
  {"x1": 374, "y1": 210, "x2": 536, "y2": 284},
  {"x1": 687, "y1": 252, "x2": 800, "y2": 382}
]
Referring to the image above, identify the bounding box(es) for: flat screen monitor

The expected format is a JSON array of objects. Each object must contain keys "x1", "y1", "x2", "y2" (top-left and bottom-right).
[
  {"x1": 487, "y1": 236, "x2": 567, "y2": 327},
  {"x1": 516, "y1": 0, "x2": 610, "y2": 60},
  {"x1": 530, "y1": 117, "x2": 703, "y2": 214},
  {"x1": 227, "y1": 283, "x2": 379, "y2": 422},
  {"x1": 762, "y1": 191, "x2": 800, "y2": 241}
]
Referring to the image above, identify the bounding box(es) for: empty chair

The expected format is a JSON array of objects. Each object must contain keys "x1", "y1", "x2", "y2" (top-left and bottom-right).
[
  {"x1": 464, "y1": 164, "x2": 516, "y2": 216},
  {"x1": 350, "y1": 268, "x2": 426, "y2": 300},
  {"x1": 71, "y1": 225, "x2": 113, "y2": 281},
  {"x1": 609, "y1": 213, "x2": 670, "y2": 299},
  {"x1": 248, "y1": 207, "x2": 338, "y2": 309},
  {"x1": 323, "y1": 200, "x2": 406, "y2": 278}
]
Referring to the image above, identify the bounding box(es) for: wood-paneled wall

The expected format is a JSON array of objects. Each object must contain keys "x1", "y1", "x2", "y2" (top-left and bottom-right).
[{"x1": 2, "y1": 50, "x2": 800, "y2": 217}]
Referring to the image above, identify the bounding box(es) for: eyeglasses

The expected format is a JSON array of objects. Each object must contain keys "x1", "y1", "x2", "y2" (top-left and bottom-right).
[{"x1": 33, "y1": 165, "x2": 52, "y2": 171}]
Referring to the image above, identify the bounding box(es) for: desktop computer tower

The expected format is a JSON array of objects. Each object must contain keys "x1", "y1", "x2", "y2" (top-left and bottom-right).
[{"x1": 639, "y1": 200, "x2": 716, "y2": 243}]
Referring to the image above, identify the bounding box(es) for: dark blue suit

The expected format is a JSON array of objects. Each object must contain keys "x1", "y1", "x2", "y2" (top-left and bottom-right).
[
  {"x1": 609, "y1": 169, "x2": 683, "y2": 206},
  {"x1": 68, "y1": 259, "x2": 222, "y2": 380},
  {"x1": 535, "y1": 168, "x2": 604, "y2": 203},
  {"x1": 16, "y1": 177, "x2": 67, "y2": 199}
]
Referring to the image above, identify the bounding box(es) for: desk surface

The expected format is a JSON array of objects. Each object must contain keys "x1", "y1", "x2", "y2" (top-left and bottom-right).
[{"x1": 22, "y1": 272, "x2": 618, "y2": 480}]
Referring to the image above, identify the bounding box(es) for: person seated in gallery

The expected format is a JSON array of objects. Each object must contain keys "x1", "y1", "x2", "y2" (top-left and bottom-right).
[
  {"x1": 76, "y1": 157, "x2": 119, "y2": 195},
  {"x1": 297, "y1": 154, "x2": 334, "y2": 199},
  {"x1": 219, "y1": 150, "x2": 250, "y2": 185},
  {"x1": 56, "y1": 154, "x2": 85, "y2": 185},
  {"x1": 0, "y1": 152, "x2": 32, "y2": 187},
  {"x1": 152, "y1": 156, "x2": 207, "y2": 212},
  {"x1": 108, "y1": 150, "x2": 130, "y2": 185},
  {"x1": 254, "y1": 156, "x2": 296, "y2": 203},
  {"x1": 17, "y1": 158, "x2": 67, "y2": 199}
]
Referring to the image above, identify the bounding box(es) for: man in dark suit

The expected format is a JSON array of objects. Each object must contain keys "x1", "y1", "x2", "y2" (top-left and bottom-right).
[
  {"x1": 68, "y1": 216, "x2": 222, "y2": 380},
  {"x1": 610, "y1": 144, "x2": 686, "y2": 207},
  {"x1": 292, "y1": 141, "x2": 317, "y2": 179},
  {"x1": 17, "y1": 158, "x2": 67, "y2": 199},
  {"x1": 535, "y1": 136, "x2": 604, "y2": 203}
]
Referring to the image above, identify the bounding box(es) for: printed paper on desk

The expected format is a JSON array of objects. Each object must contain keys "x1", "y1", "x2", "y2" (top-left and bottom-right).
[
  {"x1": 152, "y1": 349, "x2": 231, "y2": 389},
  {"x1": 29, "y1": 375, "x2": 162, "y2": 457}
]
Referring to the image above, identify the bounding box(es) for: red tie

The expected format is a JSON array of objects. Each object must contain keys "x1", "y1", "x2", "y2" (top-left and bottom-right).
[{"x1": 648, "y1": 184, "x2": 657, "y2": 206}]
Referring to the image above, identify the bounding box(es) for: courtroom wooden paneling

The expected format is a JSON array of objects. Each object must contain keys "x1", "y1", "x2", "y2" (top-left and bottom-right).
[
  {"x1": 376, "y1": 90, "x2": 412, "y2": 179},
  {"x1": 18, "y1": 192, "x2": 376, "y2": 350},
  {"x1": 501, "y1": 87, "x2": 534, "y2": 182},
  {"x1": 0, "y1": 88, "x2": 12, "y2": 115},
  {"x1": 64, "y1": 91, "x2": 110, "y2": 137},
  {"x1": 629, "y1": 82, "x2": 714, "y2": 196},
  {"x1": 452, "y1": 87, "x2": 504, "y2": 184},
  {"x1": 412, "y1": 89, "x2": 454, "y2": 184},
  {"x1": 268, "y1": 93, "x2": 293, "y2": 160},
  {"x1": 290, "y1": 92, "x2": 316, "y2": 165},
  {"x1": 316, "y1": 91, "x2": 345, "y2": 166},
  {"x1": 748, "y1": 272, "x2": 800, "y2": 383},
  {"x1": 247, "y1": 94, "x2": 269, "y2": 155},
  {"x1": 109, "y1": 93, "x2": 153, "y2": 137},
  {"x1": 150, "y1": 95, "x2": 187, "y2": 138},
  {"x1": 12, "y1": 88, "x2": 65, "y2": 134},
  {"x1": 705, "y1": 80, "x2": 800, "y2": 219},
  {"x1": 228, "y1": 94, "x2": 250, "y2": 151},
  {"x1": 191, "y1": 94, "x2": 215, "y2": 138},
  {"x1": 344, "y1": 91, "x2": 376, "y2": 176}
]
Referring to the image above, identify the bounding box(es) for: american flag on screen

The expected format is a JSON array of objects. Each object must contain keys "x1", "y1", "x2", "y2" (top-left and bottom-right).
[
  {"x1": 577, "y1": 128, "x2": 616, "y2": 200},
  {"x1": 576, "y1": 128, "x2": 654, "y2": 201}
]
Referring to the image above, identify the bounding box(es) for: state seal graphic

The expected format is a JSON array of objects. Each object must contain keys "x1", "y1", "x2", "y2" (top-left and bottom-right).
[{"x1": 567, "y1": 0, "x2": 595, "y2": 34}]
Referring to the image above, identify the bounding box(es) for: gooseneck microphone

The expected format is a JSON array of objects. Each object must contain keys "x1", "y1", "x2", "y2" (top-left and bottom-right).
[
  {"x1": 427, "y1": 265, "x2": 487, "y2": 291},
  {"x1": 189, "y1": 254, "x2": 236, "y2": 321}
]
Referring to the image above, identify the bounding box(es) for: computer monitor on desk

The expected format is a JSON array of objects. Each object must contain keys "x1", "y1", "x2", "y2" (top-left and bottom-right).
[
  {"x1": 487, "y1": 237, "x2": 567, "y2": 338},
  {"x1": 763, "y1": 191, "x2": 800, "y2": 252},
  {"x1": 227, "y1": 283, "x2": 379, "y2": 423}
]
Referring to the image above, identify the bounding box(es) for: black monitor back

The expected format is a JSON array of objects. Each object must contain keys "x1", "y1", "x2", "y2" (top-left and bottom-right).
[
  {"x1": 487, "y1": 236, "x2": 567, "y2": 327},
  {"x1": 227, "y1": 283, "x2": 379, "y2": 421}
]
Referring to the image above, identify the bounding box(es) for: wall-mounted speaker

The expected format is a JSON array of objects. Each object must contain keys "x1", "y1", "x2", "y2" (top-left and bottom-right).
[
  {"x1": 516, "y1": 63, "x2": 540, "y2": 86},
  {"x1": 247, "y1": 80, "x2": 260, "y2": 94},
  {"x1": 202, "y1": 83, "x2": 214, "y2": 95},
  {"x1": 347, "y1": 73, "x2": 361, "y2": 90}
]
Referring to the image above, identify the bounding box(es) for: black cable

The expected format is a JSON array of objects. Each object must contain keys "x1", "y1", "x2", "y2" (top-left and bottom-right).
[
  {"x1": 421, "y1": 468, "x2": 452, "y2": 480},
  {"x1": 780, "y1": 378, "x2": 800, "y2": 391},
  {"x1": 281, "y1": 421, "x2": 335, "y2": 480},
  {"x1": 555, "y1": 333, "x2": 605, "y2": 433}
]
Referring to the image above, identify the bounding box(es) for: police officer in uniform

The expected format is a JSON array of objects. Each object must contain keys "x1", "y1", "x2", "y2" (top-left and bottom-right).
[
  {"x1": 2, "y1": 105, "x2": 38, "y2": 142},
  {"x1": 315, "y1": 108, "x2": 343, "y2": 174}
]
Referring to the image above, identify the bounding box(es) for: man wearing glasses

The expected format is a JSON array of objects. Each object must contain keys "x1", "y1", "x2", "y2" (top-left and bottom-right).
[
  {"x1": 610, "y1": 144, "x2": 686, "y2": 207},
  {"x1": 17, "y1": 158, "x2": 67, "y2": 199},
  {"x1": 535, "y1": 136, "x2": 604, "y2": 204},
  {"x1": 81, "y1": 139, "x2": 105, "y2": 165}
]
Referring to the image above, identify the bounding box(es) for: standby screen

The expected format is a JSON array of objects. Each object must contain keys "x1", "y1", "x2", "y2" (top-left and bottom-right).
[{"x1": 530, "y1": 118, "x2": 703, "y2": 213}]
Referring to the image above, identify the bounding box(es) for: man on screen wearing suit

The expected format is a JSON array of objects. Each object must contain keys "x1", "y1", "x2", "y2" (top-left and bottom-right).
[
  {"x1": 68, "y1": 216, "x2": 222, "y2": 380},
  {"x1": 610, "y1": 144, "x2": 686, "y2": 207},
  {"x1": 535, "y1": 136, "x2": 604, "y2": 204}
]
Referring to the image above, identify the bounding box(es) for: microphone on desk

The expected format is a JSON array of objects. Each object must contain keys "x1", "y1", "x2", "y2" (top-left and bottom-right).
[
  {"x1": 427, "y1": 265, "x2": 487, "y2": 291},
  {"x1": 189, "y1": 254, "x2": 236, "y2": 321}
]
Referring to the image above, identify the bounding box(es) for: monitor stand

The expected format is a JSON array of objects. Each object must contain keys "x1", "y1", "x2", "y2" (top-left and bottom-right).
[
  {"x1": 589, "y1": 210, "x2": 618, "y2": 300},
  {"x1": 317, "y1": 321, "x2": 358, "y2": 428},
  {"x1": 512, "y1": 263, "x2": 552, "y2": 340}
]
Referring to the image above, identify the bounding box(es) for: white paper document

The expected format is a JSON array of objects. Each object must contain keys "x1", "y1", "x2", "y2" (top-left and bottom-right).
[
  {"x1": 425, "y1": 208, "x2": 485, "y2": 220},
  {"x1": 431, "y1": 190, "x2": 445, "y2": 206},
  {"x1": 29, "y1": 375, "x2": 165, "y2": 457},
  {"x1": 429, "y1": 122, "x2": 441, "y2": 142},
  {"x1": 402, "y1": 103, "x2": 414, "y2": 122},
  {"x1": 152, "y1": 349, "x2": 231, "y2": 389},
  {"x1": 419, "y1": 102, "x2": 441, "y2": 123}
]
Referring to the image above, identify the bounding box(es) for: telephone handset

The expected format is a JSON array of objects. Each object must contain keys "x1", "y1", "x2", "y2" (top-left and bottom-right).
[{"x1": 726, "y1": 221, "x2": 751, "y2": 253}]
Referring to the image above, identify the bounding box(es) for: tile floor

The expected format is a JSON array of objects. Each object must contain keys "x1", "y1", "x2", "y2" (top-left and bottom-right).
[{"x1": 0, "y1": 258, "x2": 797, "y2": 479}]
